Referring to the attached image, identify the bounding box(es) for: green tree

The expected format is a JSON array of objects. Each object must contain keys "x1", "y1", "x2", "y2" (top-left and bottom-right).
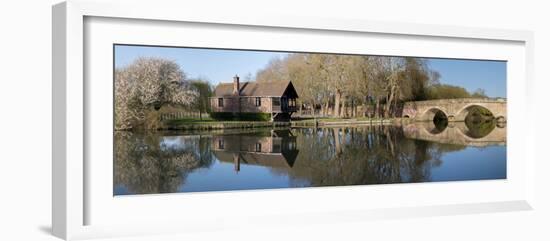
[
  {"x1": 426, "y1": 84, "x2": 471, "y2": 99},
  {"x1": 189, "y1": 79, "x2": 213, "y2": 120},
  {"x1": 471, "y1": 88, "x2": 488, "y2": 98}
]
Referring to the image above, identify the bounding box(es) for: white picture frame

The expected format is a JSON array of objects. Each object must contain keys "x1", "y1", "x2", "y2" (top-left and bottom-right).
[{"x1": 52, "y1": 0, "x2": 535, "y2": 240}]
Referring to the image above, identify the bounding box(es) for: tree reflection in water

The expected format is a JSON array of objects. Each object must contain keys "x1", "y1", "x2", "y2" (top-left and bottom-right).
[
  {"x1": 114, "y1": 131, "x2": 214, "y2": 194},
  {"x1": 114, "y1": 122, "x2": 504, "y2": 195},
  {"x1": 464, "y1": 118, "x2": 497, "y2": 139},
  {"x1": 270, "y1": 126, "x2": 453, "y2": 187}
]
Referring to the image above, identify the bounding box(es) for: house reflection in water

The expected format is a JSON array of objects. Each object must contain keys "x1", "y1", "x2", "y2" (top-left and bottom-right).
[{"x1": 211, "y1": 129, "x2": 299, "y2": 172}]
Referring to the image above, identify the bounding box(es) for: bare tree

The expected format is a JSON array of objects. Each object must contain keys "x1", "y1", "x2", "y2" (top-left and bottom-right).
[{"x1": 255, "y1": 53, "x2": 453, "y2": 119}]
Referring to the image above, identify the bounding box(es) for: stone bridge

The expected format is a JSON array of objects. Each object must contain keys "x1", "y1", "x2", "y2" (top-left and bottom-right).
[
  {"x1": 402, "y1": 122, "x2": 506, "y2": 147},
  {"x1": 402, "y1": 98, "x2": 507, "y2": 122}
]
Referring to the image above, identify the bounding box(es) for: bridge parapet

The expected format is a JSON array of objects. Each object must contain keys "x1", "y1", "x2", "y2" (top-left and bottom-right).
[
  {"x1": 405, "y1": 98, "x2": 506, "y2": 105},
  {"x1": 402, "y1": 98, "x2": 507, "y2": 122}
]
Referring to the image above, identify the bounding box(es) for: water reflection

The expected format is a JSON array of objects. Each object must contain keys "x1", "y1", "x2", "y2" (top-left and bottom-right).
[
  {"x1": 212, "y1": 130, "x2": 299, "y2": 172},
  {"x1": 114, "y1": 122, "x2": 506, "y2": 195},
  {"x1": 464, "y1": 119, "x2": 497, "y2": 139},
  {"x1": 114, "y1": 132, "x2": 214, "y2": 194},
  {"x1": 403, "y1": 120, "x2": 505, "y2": 146}
]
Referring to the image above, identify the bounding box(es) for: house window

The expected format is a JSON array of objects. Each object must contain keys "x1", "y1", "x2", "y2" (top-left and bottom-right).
[
  {"x1": 273, "y1": 98, "x2": 280, "y2": 106},
  {"x1": 255, "y1": 97, "x2": 261, "y2": 107},
  {"x1": 255, "y1": 143, "x2": 262, "y2": 152},
  {"x1": 218, "y1": 98, "x2": 224, "y2": 107},
  {"x1": 218, "y1": 139, "x2": 224, "y2": 149}
]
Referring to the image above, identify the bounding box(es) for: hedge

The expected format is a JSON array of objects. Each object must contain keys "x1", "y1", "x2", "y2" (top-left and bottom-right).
[{"x1": 209, "y1": 112, "x2": 272, "y2": 121}]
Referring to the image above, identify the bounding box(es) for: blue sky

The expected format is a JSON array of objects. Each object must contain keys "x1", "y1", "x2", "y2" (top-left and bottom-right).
[
  {"x1": 426, "y1": 58, "x2": 506, "y2": 98},
  {"x1": 114, "y1": 45, "x2": 506, "y2": 98}
]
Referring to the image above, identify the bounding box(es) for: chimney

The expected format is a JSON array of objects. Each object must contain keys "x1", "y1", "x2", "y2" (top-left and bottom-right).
[{"x1": 233, "y1": 74, "x2": 240, "y2": 96}]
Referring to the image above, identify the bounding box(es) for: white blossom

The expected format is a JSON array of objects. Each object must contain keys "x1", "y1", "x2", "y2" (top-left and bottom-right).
[{"x1": 115, "y1": 57, "x2": 198, "y2": 130}]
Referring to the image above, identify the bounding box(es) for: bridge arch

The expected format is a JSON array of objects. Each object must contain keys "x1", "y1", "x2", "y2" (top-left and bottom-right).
[
  {"x1": 454, "y1": 104, "x2": 494, "y2": 122},
  {"x1": 403, "y1": 98, "x2": 506, "y2": 123},
  {"x1": 419, "y1": 107, "x2": 448, "y2": 122},
  {"x1": 495, "y1": 115, "x2": 506, "y2": 122}
]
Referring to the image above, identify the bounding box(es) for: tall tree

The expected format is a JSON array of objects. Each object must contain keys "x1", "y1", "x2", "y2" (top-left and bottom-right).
[
  {"x1": 254, "y1": 53, "x2": 486, "y2": 119},
  {"x1": 471, "y1": 88, "x2": 488, "y2": 98},
  {"x1": 115, "y1": 57, "x2": 197, "y2": 130},
  {"x1": 189, "y1": 79, "x2": 213, "y2": 120}
]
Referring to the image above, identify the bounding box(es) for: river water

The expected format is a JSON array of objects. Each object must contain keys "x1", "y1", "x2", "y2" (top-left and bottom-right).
[{"x1": 114, "y1": 121, "x2": 506, "y2": 195}]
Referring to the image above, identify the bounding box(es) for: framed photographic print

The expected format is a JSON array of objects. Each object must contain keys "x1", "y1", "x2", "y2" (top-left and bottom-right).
[{"x1": 53, "y1": 0, "x2": 535, "y2": 240}]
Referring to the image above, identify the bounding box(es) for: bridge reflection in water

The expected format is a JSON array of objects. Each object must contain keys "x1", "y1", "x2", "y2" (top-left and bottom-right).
[{"x1": 402, "y1": 120, "x2": 506, "y2": 147}]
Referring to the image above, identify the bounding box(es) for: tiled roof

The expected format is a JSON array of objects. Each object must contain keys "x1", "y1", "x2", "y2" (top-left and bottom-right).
[{"x1": 214, "y1": 81, "x2": 297, "y2": 97}]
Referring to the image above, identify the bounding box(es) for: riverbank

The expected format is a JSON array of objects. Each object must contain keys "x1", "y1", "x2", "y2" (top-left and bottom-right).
[
  {"x1": 161, "y1": 117, "x2": 406, "y2": 131},
  {"x1": 291, "y1": 117, "x2": 402, "y2": 127},
  {"x1": 162, "y1": 119, "x2": 291, "y2": 130}
]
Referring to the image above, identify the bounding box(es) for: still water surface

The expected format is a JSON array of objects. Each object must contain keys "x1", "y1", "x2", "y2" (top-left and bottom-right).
[{"x1": 114, "y1": 122, "x2": 506, "y2": 195}]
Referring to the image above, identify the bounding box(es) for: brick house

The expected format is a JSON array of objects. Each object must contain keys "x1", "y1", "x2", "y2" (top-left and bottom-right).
[{"x1": 209, "y1": 75, "x2": 299, "y2": 120}]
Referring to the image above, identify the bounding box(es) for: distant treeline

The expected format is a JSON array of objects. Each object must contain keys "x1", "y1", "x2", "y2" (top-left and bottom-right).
[{"x1": 255, "y1": 54, "x2": 489, "y2": 118}]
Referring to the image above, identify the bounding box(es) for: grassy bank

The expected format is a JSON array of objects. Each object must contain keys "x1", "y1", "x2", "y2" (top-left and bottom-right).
[
  {"x1": 209, "y1": 112, "x2": 272, "y2": 121},
  {"x1": 161, "y1": 116, "x2": 406, "y2": 130},
  {"x1": 162, "y1": 118, "x2": 290, "y2": 130},
  {"x1": 291, "y1": 117, "x2": 403, "y2": 127}
]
